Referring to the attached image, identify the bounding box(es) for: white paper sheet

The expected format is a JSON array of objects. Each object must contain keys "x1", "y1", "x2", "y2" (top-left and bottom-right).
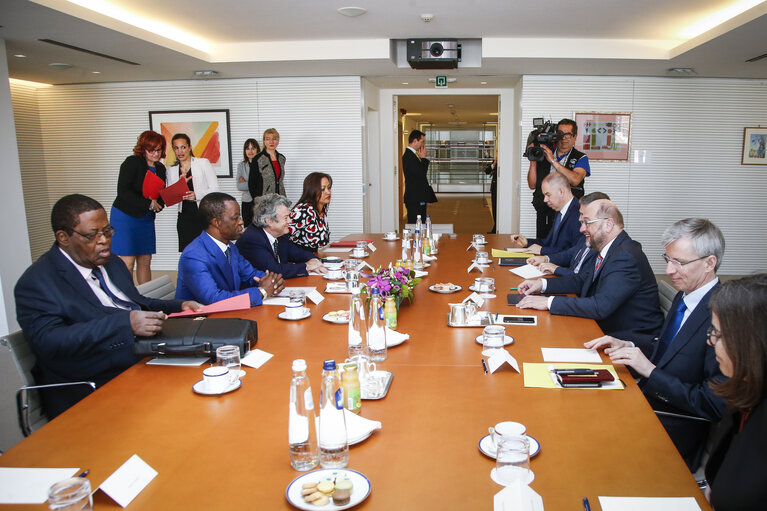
[
  {"x1": 414, "y1": 270, "x2": 428, "y2": 278},
  {"x1": 0, "y1": 467, "x2": 79, "y2": 504},
  {"x1": 99, "y1": 454, "x2": 157, "y2": 508},
  {"x1": 510, "y1": 264, "x2": 545, "y2": 279},
  {"x1": 503, "y1": 248, "x2": 530, "y2": 253},
  {"x1": 241, "y1": 348, "x2": 274, "y2": 369},
  {"x1": 494, "y1": 480, "x2": 544, "y2": 511},
  {"x1": 598, "y1": 496, "x2": 702, "y2": 511},
  {"x1": 146, "y1": 357, "x2": 209, "y2": 366},
  {"x1": 541, "y1": 348, "x2": 602, "y2": 363}
]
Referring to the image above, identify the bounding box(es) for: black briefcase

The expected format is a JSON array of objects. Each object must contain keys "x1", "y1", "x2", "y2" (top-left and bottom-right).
[{"x1": 133, "y1": 318, "x2": 257, "y2": 357}]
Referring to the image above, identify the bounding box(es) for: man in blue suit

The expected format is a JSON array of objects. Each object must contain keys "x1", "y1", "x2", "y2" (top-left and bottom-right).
[
  {"x1": 176, "y1": 192, "x2": 284, "y2": 305},
  {"x1": 509, "y1": 172, "x2": 581, "y2": 256},
  {"x1": 15, "y1": 194, "x2": 202, "y2": 418},
  {"x1": 517, "y1": 199, "x2": 663, "y2": 345},
  {"x1": 526, "y1": 191, "x2": 611, "y2": 276},
  {"x1": 586, "y1": 218, "x2": 727, "y2": 470},
  {"x1": 237, "y1": 194, "x2": 326, "y2": 279}
]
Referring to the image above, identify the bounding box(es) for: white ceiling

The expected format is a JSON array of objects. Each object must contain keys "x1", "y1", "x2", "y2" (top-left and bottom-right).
[{"x1": 2, "y1": 0, "x2": 767, "y2": 86}]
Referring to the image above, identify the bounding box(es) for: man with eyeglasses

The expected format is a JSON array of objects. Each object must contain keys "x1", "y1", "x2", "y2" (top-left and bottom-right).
[
  {"x1": 527, "y1": 118, "x2": 590, "y2": 239},
  {"x1": 14, "y1": 194, "x2": 203, "y2": 419},
  {"x1": 585, "y1": 218, "x2": 727, "y2": 470},
  {"x1": 517, "y1": 199, "x2": 663, "y2": 344}
]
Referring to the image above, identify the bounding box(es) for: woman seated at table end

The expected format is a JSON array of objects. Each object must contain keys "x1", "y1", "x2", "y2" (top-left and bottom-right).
[
  {"x1": 704, "y1": 273, "x2": 767, "y2": 511},
  {"x1": 289, "y1": 172, "x2": 332, "y2": 253}
]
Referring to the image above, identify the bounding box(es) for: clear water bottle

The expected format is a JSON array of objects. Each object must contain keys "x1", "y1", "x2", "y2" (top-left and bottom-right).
[
  {"x1": 425, "y1": 215, "x2": 433, "y2": 240},
  {"x1": 288, "y1": 359, "x2": 319, "y2": 471},
  {"x1": 415, "y1": 214, "x2": 423, "y2": 235},
  {"x1": 412, "y1": 229, "x2": 424, "y2": 268},
  {"x1": 367, "y1": 288, "x2": 388, "y2": 362},
  {"x1": 318, "y1": 360, "x2": 349, "y2": 468},
  {"x1": 348, "y1": 287, "x2": 368, "y2": 357},
  {"x1": 400, "y1": 236, "x2": 411, "y2": 262},
  {"x1": 424, "y1": 215, "x2": 433, "y2": 256}
]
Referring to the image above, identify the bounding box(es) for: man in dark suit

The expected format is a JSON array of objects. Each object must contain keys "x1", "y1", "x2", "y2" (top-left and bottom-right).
[
  {"x1": 237, "y1": 194, "x2": 326, "y2": 279},
  {"x1": 517, "y1": 199, "x2": 663, "y2": 345},
  {"x1": 586, "y1": 218, "x2": 727, "y2": 469},
  {"x1": 509, "y1": 172, "x2": 581, "y2": 256},
  {"x1": 14, "y1": 194, "x2": 202, "y2": 419},
  {"x1": 176, "y1": 192, "x2": 284, "y2": 305},
  {"x1": 402, "y1": 129, "x2": 431, "y2": 223},
  {"x1": 526, "y1": 191, "x2": 611, "y2": 276}
]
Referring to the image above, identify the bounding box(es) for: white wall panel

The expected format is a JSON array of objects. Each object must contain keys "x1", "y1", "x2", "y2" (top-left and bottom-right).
[
  {"x1": 520, "y1": 76, "x2": 767, "y2": 275},
  {"x1": 12, "y1": 76, "x2": 363, "y2": 270}
]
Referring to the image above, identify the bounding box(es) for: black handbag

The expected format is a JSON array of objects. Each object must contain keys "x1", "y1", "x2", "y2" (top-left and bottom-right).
[{"x1": 133, "y1": 318, "x2": 257, "y2": 357}]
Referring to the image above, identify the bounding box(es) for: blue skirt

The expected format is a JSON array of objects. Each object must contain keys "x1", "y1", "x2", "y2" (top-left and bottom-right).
[{"x1": 110, "y1": 207, "x2": 156, "y2": 256}]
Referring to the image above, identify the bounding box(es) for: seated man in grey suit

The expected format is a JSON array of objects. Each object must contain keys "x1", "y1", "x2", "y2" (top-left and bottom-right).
[
  {"x1": 517, "y1": 199, "x2": 664, "y2": 345},
  {"x1": 525, "y1": 191, "x2": 610, "y2": 276},
  {"x1": 14, "y1": 194, "x2": 202, "y2": 418},
  {"x1": 509, "y1": 172, "x2": 581, "y2": 256},
  {"x1": 585, "y1": 218, "x2": 727, "y2": 470},
  {"x1": 236, "y1": 194, "x2": 326, "y2": 279}
]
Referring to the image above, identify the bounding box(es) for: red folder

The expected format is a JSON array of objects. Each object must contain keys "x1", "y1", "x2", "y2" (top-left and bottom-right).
[
  {"x1": 159, "y1": 177, "x2": 189, "y2": 207},
  {"x1": 142, "y1": 171, "x2": 165, "y2": 200},
  {"x1": 168, "y1": 293, "x2": 251, "y2": 318}
]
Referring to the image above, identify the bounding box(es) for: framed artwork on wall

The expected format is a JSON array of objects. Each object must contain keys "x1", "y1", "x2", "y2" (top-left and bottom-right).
[
  {"x1": 574, "y1": 112, "x2": 631, "y2": 161},
  {"x1": 149, "y1": 109, "x2": 232, "y2": 177},
  {"x1": 742, "y1": 127, "x2": 767, "y2": 165}
]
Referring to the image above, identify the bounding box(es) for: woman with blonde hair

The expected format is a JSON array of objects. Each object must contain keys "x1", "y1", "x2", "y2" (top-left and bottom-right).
[{"x1": 248, "y1": 128, "x2": 286, "y2": 200}]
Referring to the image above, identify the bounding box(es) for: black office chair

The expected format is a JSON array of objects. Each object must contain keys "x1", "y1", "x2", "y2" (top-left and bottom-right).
[{"x1": 0, "y1": 331, "x2": 94, "y2": 437}]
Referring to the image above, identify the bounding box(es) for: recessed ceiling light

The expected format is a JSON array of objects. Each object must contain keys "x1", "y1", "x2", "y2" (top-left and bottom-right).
[
  {"x1": 194, "y1": 70, "x2": 219, "y2": 77},
  {"x1": 91, "y1": 71, "x2": 101, "y2": 74},
  {"x1": 668, "y1": 67, "x2": 696, "y2": 73},
  {"x1": 14, "y1": 54, "x2": 27, "y2": 58},
  {"x1": 49, "y1": 62, "x2": 73, "y2": 69},
  {"x1": 480, "y1": 81, "x2": 488, "y2": 85},
  {"x1": 401, "y1": 82, "x2": 409, "y2": 85},
  {"x1": 337, "y1": 7, "x2": 367, "y2": 17}
]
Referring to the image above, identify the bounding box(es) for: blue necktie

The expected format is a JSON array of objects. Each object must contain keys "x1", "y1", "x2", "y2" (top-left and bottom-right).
[
  {"x1": 551, "y1": 212, "x2": 562, "y2": 235},
  {"x1": 656, "y1": 298, "x2": 687, "y2": 360},
  {"x1": 273, "y1": 239, "x2": 281, "y2": 263},
  {"x1": 91, "y1": 268, "x2": 140, "y2": 310}
]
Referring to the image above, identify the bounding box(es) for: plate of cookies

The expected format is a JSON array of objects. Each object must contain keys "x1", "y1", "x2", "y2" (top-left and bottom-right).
[
  {"x1": 429, "y1": 283, "x2": 462, "y2": 294},
  {"x1": 322, "y1": 310, "x2": 350, "y2": 324},
  {"x1": 286, "y1": 469, "x2": 371, "y2": 510}
]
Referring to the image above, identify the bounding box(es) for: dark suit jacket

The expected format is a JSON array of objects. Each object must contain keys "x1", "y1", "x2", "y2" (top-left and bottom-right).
[
  {"x1": 402, "y1": 148, "x2": 431, "y2": 205},
  {"x1": 546, "y1": 230, "x2": 664, "y2": 344},
  {"x1": 112, "y1": 155, "x2": 166, "y2": 217},
  {"x1": 14, "y1": 244, "x2": 184, "y2": 418},
  {"x1": 527, "y1": 197, "x2": 581, "y2": 255},
  {"x1": 176, "y1": 232, "x2": 265, "y2": 305},
  {"x1": 236, "y1": 225, "x2": 313, "y2": 279},
  {"x1": 640, "y1": 285, "x2": 727, "y2": 467},
  {"x1": 548, "y1": 238, "x2": 596, "y2": 277},
  {"x1": 705, "y1": 400, "x2": 767, "y2": 511}
]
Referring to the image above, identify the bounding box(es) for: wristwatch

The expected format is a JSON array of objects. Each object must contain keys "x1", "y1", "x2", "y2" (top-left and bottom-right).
[{"x1": 259, "y1": 287, "x2": 268, "y2": 299}]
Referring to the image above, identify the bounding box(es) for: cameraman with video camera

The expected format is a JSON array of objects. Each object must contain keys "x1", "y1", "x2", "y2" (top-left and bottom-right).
[{"x1": 526, "y1": 118, "x2": 590, "y2": 238}]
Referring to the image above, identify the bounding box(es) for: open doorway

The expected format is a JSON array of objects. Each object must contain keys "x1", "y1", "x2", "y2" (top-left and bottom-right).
[{"x1": 397, "y1": 94, "x2": 498, "y2": 233}]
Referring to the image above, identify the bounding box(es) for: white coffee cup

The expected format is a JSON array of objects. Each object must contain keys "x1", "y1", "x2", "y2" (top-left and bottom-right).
[
  {"x1": 490, "y1": 421, "x2": 527, "y2": 448},
  {"x1": 352, "y1": 247, "x2": 366, "y2": 257},
  {"x1": 284, "y1": 303, "x2": 308, "y2": 319},
  {"x1": 327, "y1": 268, "x2": 344, "y2": 279},
  {"x1": 385, "y1": 231, "x2": 397, "y2": 239},
  {"x1": 203, "y1": 366, "x2": 230, "y2": 393}
]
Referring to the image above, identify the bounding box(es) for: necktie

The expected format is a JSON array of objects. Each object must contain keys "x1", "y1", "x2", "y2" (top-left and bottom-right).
[
  {"x1": 225, "y1": 246, "x2": 232, "y2": 265},
  {"x1": 551, "y1": 212, "x2": 562, "y2": 235},
  {"x1": 656, "y1": 299, "x2": 688, "y2": 360},
  {"x1": 593, "y1": 254, "x2": 603, "y2": 280},
  {"x1": 272, "y1": 239, "x2": 281, "y2": 263},
  {"x1": 91, "y1": 268, "x2": 140, "y2": 310}
]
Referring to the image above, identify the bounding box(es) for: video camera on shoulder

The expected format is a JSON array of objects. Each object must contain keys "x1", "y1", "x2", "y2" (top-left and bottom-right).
[{"x1": 523, "y1": 118, "x2": 563, "y2": 162}]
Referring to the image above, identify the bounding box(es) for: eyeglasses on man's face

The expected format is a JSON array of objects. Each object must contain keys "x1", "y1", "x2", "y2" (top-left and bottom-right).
[
  {"x1": 72, "y1": 226, "x2": 115, "y2": 241},
  {"x1": 579, "y1": 218, "x2": 607, "y2": 226},
  {"x1": 662, "y1": 254, "x2": 708, "y2": 268}
]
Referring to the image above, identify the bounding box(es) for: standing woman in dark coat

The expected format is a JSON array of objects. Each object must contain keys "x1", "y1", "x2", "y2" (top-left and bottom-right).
[
  {"x1": 248, "y1": 128, "x2": 286, "y2": 200},
  {"x1": 704, "y1": 274, "x2": 767, "y2": 511},
  {"x1": 111, "y1": 130, "x2": 166, "y2": 284}
]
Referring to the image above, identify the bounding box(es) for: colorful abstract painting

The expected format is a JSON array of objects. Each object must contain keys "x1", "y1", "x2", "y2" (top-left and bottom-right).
[
  {"x1": 574, "y1": 112, "x2": 631, "y2": 161},
  {"x1": 149, "y1": 110, "x2": 232, "y2": 177},
  {"x1": 742, "y1": 127, "x2": 767, "y2": 165}
]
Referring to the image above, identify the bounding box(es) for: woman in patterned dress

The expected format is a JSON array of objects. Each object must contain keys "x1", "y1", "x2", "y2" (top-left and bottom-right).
[{"x1": 289, "y1": 172, "x2": 332, "y2": 253}]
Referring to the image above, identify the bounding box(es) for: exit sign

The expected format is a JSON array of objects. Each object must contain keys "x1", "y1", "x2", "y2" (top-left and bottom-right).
[{"x1": 435, "y1": 75, "x2": 447, "y2": 88}]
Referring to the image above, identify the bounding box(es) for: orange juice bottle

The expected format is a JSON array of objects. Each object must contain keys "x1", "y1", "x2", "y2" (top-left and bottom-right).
[{"x1": 341, "y1": 363, "x2": 361, "y2": 414}]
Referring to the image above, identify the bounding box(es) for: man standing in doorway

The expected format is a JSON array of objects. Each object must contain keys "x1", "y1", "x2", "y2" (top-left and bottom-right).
[
  {"x1": 527, "y1": 118, "x2": 590, "y2": 239},
  {"x1": 402, "y1": 129, "x2": 432, "y2": 223}
]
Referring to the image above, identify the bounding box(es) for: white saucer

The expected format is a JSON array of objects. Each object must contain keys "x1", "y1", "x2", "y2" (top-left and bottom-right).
[
  {"x1": 468, "y1": 285, "x2": 495, "y2": 293},
  {"x1": 349, "y1": 251, "x2": 370, "y2": 258},
  {"x1": 479, "y1": 434, "x2": 540, "y2": 459},
  {"x1": 278, "y1": 310, "x2": 311, "y2": 321},
  {"x1": 286, "y1": 469, "x2": 371, "y2": 511},
  {"x1": 323, "y1": 274, "x2": 345, "y2": 281},
  {"x1": 428, "y1": 284, "x2": 462, "y2": 294},
  {"x1": 475, "y1": 334, "x2": 514, "y2": 346},
  {"x1": 490, "y1": 467, "x2": 534, "y2": 486},
  {"x1": 383, "y1": 236, "x2": 400, "y2": 241},
  {"x1": 322, "y1": 312, "x2": 350, "y2": 324},
  {"x1": 192, "y1": 378, "x2": 242, "y2": 396}
]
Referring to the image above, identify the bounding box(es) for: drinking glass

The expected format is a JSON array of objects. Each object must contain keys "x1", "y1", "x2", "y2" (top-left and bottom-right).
[
  {"x1": 48, "y1": 478, "x2": 92, "y2": 510},
  {"x1": 482, "y1": 325, "x2": 506, "y2": 354},
  {"x1": 495, "y1": 435, "x2": 532, "y2": 485},
  {"x1": 216, "y1": 345, "x2": 242, "y2": 384}
]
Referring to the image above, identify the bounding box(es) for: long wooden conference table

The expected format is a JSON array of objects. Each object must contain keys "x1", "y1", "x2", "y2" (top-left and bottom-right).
[{"x1": 1, "y1": 234, "x2": 711, "y2": 510}]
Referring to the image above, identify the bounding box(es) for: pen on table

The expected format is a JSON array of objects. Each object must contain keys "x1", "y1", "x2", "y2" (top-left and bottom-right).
[
  {"x1": 554, "y1": 369, "x2": 597, "y2": 375},
  {"x1": 481, "y1": 358, "x2": 488, "y2": 375},
  {"x1": 582, "y1": 497, "x2": 591, "y2": 511},
  {"x1": 77, "y1": 469, "x2": 89, "y2": 478},
  {"x1": 509, "y1": 287, "x2": 518, "y2": 291}
]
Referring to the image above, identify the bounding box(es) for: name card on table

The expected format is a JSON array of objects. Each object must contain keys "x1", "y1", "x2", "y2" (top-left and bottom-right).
[
  {"x1": 486, "y1": 349, "x2": 520, "y2": 374},
  {"x1": 367, "y1": 242, "x2": 377, "y2": 252},
  {"x1": 306, "y1": 289, "x2": 324, "y2": 304},
  {"x1": 463, "y1": 292, "x2": 484, "y2": 307},
  {"x1": 99, "y1": 454, "x2": 157, "y2": 508}
]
